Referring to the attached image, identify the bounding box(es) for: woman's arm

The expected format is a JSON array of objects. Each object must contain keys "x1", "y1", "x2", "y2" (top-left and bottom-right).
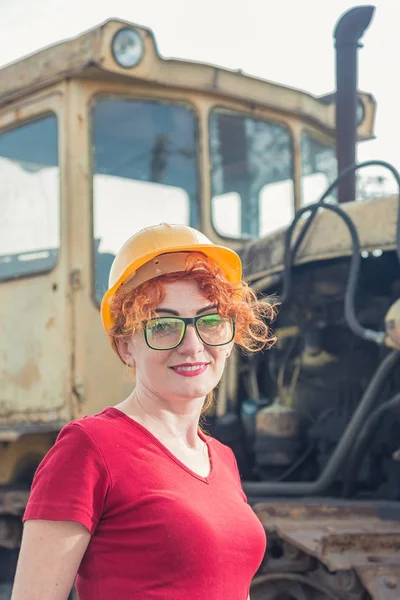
[{"x1": 11, "y1": 520, "x2": 91, "y2": 600}]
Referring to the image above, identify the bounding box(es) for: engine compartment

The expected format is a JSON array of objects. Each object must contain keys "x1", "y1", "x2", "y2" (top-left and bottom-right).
[{"x1": 212, "y1": 251, "x2": 400, "y2": 502}]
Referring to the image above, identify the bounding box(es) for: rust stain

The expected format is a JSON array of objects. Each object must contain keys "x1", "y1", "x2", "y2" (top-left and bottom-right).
[
  {"x1": 18, "y1": 363, "x2": 40, "y2": 390},
  {"x1": 321, "y1": 532, "x2": 400, "y2": 555},
  {"x1": 45, "y1": 317, "x2": 55, "y2": 330},
  {"x1": 254, "y1": 501, "x2": 379, "y2": 521},
  {"x1": 13, "y1": 108, "x2": 22, "y2": 122},
  {"x1": 3, "y1": 363, "x2": 41, "y2": 391}
]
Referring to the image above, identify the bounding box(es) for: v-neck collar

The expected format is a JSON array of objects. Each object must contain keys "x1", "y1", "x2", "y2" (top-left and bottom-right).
[{"x1": 107, "y1": 407, "x2": 215, "y2": 484}]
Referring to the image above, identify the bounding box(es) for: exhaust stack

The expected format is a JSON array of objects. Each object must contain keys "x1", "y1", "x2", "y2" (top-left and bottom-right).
[{"x1": 334, "y1": 5, "x2": 375, "y2": 203}]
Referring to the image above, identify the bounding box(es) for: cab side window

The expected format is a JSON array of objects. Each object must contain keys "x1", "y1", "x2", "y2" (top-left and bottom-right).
[{"x1": 0, "y1": 114, "x2": 59, "y2": 281}]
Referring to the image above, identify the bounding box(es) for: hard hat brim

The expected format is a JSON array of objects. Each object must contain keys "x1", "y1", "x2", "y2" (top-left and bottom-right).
[{"x1": 100, "y1": 243, "x2": 242, "y2": 333}]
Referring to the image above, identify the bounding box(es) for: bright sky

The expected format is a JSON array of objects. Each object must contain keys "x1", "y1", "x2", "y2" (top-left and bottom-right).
[{"x1": 1, "y1": 0, "x2": 399, "y2": 182}]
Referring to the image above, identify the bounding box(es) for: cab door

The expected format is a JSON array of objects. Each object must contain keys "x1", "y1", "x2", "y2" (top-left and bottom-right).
[
  {"x1": 0, "y1": 91, "x2": 71, "y2": 430},
  {"x1": 67, "y1": 81, "x2": 200, "y2": 417}
]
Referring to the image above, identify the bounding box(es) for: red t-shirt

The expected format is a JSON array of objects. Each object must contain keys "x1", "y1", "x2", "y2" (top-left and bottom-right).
[{"x1": 24, "y1": 407, "x2": 266, "y2": 600}]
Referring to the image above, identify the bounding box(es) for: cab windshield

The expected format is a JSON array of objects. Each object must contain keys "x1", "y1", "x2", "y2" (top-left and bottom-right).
[
  {"x1": 92, "y1": 98, "x2": 198, "y2": 303},
  {"x1": 210, "y1": 110, "x2": 294, "y2": 239}
]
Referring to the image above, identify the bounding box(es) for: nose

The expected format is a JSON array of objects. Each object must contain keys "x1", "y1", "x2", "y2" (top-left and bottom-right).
[{"x1": 177, "y1": 324, "x2": 204, "y2": 354}]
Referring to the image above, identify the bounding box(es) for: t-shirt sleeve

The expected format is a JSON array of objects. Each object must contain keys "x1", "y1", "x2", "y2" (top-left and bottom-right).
[{"x1": 23, "y1": 422, "x2": 110, "y2": 534}]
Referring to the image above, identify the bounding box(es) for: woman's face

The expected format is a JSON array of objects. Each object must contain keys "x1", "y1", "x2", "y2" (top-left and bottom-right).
[{"x1": 120, "y1": 280, "x2": 233, "y2": 404}]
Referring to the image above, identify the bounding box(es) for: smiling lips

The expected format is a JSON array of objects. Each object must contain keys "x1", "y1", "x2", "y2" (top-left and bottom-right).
[{"x1": 170, "y1": 362, "x2": 209, "y2": 377}]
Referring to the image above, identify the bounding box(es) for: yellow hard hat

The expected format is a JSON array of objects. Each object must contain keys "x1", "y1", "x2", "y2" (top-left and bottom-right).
[{"x1": 100, "y1": 223, "x2": 242, "y2": 333}]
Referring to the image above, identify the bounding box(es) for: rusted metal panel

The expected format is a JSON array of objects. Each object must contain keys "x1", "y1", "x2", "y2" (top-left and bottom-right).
[
  {"x1": 253, "y1": 501, "x2": 400, "y2": 599},
  {"x1": 0, "y1": 28, "x2": 102, "y2": 106},
  {"x1": 244, "y1": 194, "x2": 398, "y2": 282},
  {"x1": 0, "y1": 272, "x2": 68, "y2": 422},
  {"x1": 0, "y1": 19, "x2": 375, "y2": 141}
]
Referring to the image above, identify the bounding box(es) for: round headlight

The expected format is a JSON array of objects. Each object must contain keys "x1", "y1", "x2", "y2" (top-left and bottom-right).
[{"x1": 111, "y1": 28, "x2": 144, "y2": 69}]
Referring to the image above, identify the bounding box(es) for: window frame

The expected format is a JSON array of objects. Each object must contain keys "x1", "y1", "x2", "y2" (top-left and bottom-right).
[
  {"x1": 0, "y1": 95, "x2": 62, "y2": 284},
  {"x1": 208, "y1": 105, "x2": 296, "y2": 242},
  {"x1": 300, "y1": 127, "x2": 337, "y2": 207}
]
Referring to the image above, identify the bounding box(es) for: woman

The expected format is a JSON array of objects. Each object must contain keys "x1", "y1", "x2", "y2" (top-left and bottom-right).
[{"x1": 12, "y1": 223, "x2": 276, "y2": 600}]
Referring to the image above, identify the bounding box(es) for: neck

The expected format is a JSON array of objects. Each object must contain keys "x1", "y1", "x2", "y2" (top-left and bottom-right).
[{"x1": 123, "y1": 382, "x2": 206, "y2": 449}]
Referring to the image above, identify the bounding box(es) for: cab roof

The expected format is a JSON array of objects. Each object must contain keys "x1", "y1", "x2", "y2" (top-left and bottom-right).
[{"x1": 0, "y1": 19, "x2": 375, "y2": 140}]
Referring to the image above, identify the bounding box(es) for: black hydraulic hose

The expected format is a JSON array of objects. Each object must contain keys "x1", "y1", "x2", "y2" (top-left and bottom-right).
[
  {"x1": 283, "y1": 160, "x2": 400, "y2": 305},
  {"x1": 281, "y1": 160, "x2": 400, "y2": 345},
  {"x1": 243, "y1": 350, "x2": 400, "y2": 497},
  {"x1": 285, "y1": 200, "x2": 386, "y2": 344},
  {"x1": 297, "y1": 160, "x2": 400, "y2": 259},
  {"x1": 342, "y1": 391, "x2": 400, "y2": 498}
]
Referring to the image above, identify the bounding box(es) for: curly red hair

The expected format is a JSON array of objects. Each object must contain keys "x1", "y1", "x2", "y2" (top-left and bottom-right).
[{"x1": 109, "y1": 253, "x2": 278, "y2": 413}]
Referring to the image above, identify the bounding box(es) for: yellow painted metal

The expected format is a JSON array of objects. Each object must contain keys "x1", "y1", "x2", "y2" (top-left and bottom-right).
[
  {"x1": 0, "y1": 19, "x2": 375, "y2": 141},
  {"x1": 0, "y1": 88, "x2": 73, "y2": 426}
]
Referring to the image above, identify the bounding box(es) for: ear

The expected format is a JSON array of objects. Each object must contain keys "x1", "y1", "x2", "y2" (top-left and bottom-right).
[
  {"x1": 115, "y1": 337, "x2": 136, "y2": 367},
  {"x1": 225, "y1": 340, "x2": 235, "y2": 359}
]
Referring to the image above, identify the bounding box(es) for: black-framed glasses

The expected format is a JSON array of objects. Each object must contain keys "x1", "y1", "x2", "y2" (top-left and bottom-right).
[{"x1": 144, "y1": 313, "x2": 235, "y2": 351}]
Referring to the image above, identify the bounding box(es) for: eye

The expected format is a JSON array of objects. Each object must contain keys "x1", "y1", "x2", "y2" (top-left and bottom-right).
[
  {"x1": 198, "y1": 315, "x2": 222, "y2": 328},
  {"x1": 153, "y1": 321, "x2": 170, "y2": 332},
  {"x1": 149, "y1": 319, "x2": 181, "y2": 336}
]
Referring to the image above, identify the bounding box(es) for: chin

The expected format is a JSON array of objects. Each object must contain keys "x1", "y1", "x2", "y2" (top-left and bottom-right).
[{"x1": 170, "y1": 383, "x2": 213, "y2": 401}]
